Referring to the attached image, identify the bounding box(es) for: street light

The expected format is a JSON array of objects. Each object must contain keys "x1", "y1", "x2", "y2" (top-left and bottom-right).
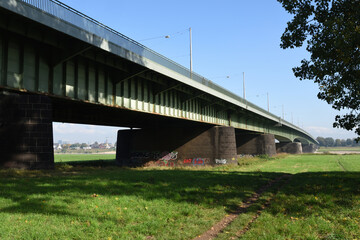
[
  {"x1": 189, "y1": 27, "x2": 193, "y2": 79},
  {"x1": 243, "y1": 72, "x2": 245, "y2": 100},
  {"x1": 145, "y1": 28, "x2": 193, "y2": 79}
]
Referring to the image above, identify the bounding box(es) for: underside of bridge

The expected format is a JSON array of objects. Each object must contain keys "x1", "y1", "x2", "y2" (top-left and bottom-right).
[
  {"x1": 0, "y1": 91, "x2": 317, "y2": 169},
  {"x1": 0, "y1": 1, "x2": 317, "y2": 169}
]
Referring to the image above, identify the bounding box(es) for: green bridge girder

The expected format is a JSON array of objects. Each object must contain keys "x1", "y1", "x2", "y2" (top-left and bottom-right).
[{"x1": 0, "y1": 0, "x2": 317, "y2": 145}]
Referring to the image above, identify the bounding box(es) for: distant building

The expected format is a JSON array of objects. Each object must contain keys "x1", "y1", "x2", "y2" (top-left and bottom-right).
[
  {"x1": 53, "y1": 144, "x2": 62, "y2": 150},
  {"x1": 82, "y1": 146, "x2": 92, "y2": 150}
]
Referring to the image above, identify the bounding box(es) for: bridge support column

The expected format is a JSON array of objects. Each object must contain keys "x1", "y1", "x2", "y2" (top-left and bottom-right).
[
  {"x1": 302, "y1": 143, "x2": 317, "y2": 153},
  {"x1": 116, "y1": 126, "x2": 237, "y2": 167},
  {"x1": 0, "y1": 93, "x2": 54, "y2": 169},
  {"x1": 236, "y1": 134, "x2": 276, "y2": 156},
  {"x1": 276, "y1": 142, "x2": 302, "y2": 154}
]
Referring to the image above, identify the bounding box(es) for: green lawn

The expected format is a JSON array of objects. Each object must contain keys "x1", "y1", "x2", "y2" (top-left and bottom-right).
[
  {"x1": 55, "y1": 154, "x2": 115, "y2": 163},
  {"x1": 237, "y1": 154, "x2": 360, "y2": 173},
  {"x1": 217, "y1": 154, "x2": 360, "y2": 239},
  {"x1": 0, "y1": 165, "x2": 274, "y2": 239},
  {"x1": 1, "y1": 154, "x2": 360, "y2": 239},
  {"x1": 317, "y1": 146, "x2": 360, "y2": 152}
]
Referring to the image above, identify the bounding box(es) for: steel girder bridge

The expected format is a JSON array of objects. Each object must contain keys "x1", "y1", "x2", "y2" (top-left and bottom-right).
[{"x1": 0, "y1": 0, "x2": 318, "y2": 169}]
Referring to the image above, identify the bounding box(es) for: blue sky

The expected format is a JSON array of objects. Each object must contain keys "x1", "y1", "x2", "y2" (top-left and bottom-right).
[{"x1": 53, "y1": 0, "x2": 357, "y2": 144}]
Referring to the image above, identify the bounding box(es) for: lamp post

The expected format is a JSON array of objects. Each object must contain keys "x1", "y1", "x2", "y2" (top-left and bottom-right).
[
  {"x1": 140, "y1": 28, "x2": 192, "y2": 78},
  {"x1": 243, "y1": 72, "x2": 246, "y2": 100},
  {"x1": 189, "y1": 27, "x2": 192, "y2": 79},
  {"x1": 164, "y1": 28, "x2": 193, "y2": 79}
]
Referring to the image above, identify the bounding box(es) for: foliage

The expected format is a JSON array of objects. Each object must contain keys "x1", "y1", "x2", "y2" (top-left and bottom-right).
[
  {"x1": 325, "y1": 137, "x2": 335, "y2": 147},
  {"x1": 316, "y1": 136, "x2": 360, "y2": 147},
  {"x1": 316, "y1": 136, "x2": 326, "y2": 146},
  {"x1": 278, "y1": 0, "x2": 360, "y2": 139}
]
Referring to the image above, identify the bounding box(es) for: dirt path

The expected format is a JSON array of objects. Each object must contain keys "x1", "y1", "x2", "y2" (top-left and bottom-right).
[{"x1": 193, "y1": 174, "x2": 292, "y2": 240}]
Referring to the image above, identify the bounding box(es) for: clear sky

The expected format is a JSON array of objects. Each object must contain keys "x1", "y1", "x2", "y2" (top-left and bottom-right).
[{"x1": 53, "y1": 0, "x2": 357, "y2": 144}]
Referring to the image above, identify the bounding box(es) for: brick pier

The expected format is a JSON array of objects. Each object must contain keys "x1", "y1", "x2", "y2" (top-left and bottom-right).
[{"x1": 0, "y1": 93, "x2": 54, "y2": 169}]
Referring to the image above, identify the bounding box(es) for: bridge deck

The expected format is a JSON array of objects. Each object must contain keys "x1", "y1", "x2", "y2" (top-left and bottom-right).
[{"x1": 0, "y1": 0, "x2": 317, "y2": 144}]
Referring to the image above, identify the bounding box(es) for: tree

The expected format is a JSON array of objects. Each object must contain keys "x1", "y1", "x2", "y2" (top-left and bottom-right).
[
  {"x1": 353, "y1": 138, "x2": 360, "y2": 146},
  {"x1": 325, "y1": 137, "x2": 335, "y2": 147},
  {"x1": 278, "y1": 0, "x2": 360, "y2": 140},
  {"x1": 346, "y1": 138, "x2": 353, "y2": 146},
  {"x1": 92, "y1": 141, "x2": 99, "y2": 149},
  {"x1": 316, "y1": 136, "x2": 326, "y2": 146},
  {"x1": 334, "y1": 139, "x2": 342, "y2": 147},
  {"x1": 80, "y1": 143, "x2": 88, "y2": 148},
  {"x1": 70, "y1": 143, "x2": 80, "y2": 148}
]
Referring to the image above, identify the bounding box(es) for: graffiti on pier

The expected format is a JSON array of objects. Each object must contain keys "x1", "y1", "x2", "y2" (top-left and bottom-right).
[
  {"x1": 160, "y1": 151, "x2": 178, "y2": 161},
  {"x1": 192, "y1": 158, "x2": 205, "y2": 166},
  {"x1": 129, "y1": 151, "x2": 178, "y2": 167},
  {"x1": 157, "y1": 151, "x2": 178, "y2": 167},
  {"x1": 183, "y1": 159, "x2": 192, "y2": 164},
  {"x1": 158, "y1": 159, "x2": 176, "y2": 167},
  {"x1": 130, "y1": 151, "x2": 178, "y2": 160},
  {"x1": 183, "y1": 158, "x2": 210, "y2": 166},
  {"x1": 215, "y1": 159, "x2": 227, "y2": 164}
]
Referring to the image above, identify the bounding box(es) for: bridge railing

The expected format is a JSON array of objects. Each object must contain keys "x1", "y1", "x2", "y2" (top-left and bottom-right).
[{"x1": 18, "y1": 0, "x2": 313, "y2": 138}]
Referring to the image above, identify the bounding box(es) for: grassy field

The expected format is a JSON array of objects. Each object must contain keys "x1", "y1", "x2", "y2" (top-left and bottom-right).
[
  {"x1": 55, "y1": 154, "x2": 116, "y2": 163},
  {"x1": 317, "y1": 146, "x2": 360, "y2": 152},
  {"x1": 216, "y1": 154, "x2": 360, "y2": 239},
  {"x1": 1, "y1": 154, "x2": 360, "y2": 239}
]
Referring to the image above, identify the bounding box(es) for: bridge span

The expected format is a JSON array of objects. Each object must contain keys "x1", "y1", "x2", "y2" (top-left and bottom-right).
[{"x1": 0, "y1": 0, "x2": 317, "y2": 169}]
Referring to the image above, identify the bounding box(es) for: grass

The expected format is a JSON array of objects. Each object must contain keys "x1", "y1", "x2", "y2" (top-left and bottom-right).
[
  {"x1": 0, "y1": 165, "x2": 275, "y2": 239},
  {"x1": 1, "y1": 154, "x2": 360, "y2": 239},
  {"x1": 240, "y1": 172, "x2": 360, "y2": 239},
  {"x1": 317, "y1": 146, "x2": 360, "y2": 152},
  {"x1": 217, "y1": 154, "x2": 360, "y2": 239},
  {"x1": 54, "y1": 154, "x2": 115, "y2": 163}
]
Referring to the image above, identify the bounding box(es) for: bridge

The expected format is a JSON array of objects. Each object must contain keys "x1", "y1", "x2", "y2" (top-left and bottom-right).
[{"x1": 0, "y1": 0, "x2": 317, "y2": 169}]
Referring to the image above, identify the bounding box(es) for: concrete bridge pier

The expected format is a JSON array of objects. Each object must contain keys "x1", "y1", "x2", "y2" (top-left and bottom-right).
[
  {"x1": 236, "y1": 133, "x2": 276, "y2": 156},
  {"x1": 302, "y1": 143, "x2": 317, "y2": 153},
  {"x1": 0, "y1": 93, "x2": 54, "y2": 169},
  {"x1": 116, "y1": 126, "x2": 238, "y2": 167},
  {"x1": 276, "y1": 142, "x2": 303, "y2": 154}
]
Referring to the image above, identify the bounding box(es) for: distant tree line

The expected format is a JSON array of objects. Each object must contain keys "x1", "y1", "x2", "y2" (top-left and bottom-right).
[{"x1": 316, "y1": 137, "x2": 360, "y2": 147}]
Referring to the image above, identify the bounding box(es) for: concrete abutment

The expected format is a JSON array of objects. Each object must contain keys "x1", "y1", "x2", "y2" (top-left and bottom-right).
[{"x1": 0, "y1": 93, "x2": 54, "y2": 169}]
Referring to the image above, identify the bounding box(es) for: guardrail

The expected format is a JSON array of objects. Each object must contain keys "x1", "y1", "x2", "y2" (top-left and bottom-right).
[{"x1": 18, "y1": 0, "x2": 314, "y2": 139}]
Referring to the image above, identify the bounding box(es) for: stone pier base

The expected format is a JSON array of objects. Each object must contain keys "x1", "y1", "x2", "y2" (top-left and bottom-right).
[
  {"x1": 236, "y1": 134, "x2": 276, "y2": 156},
  {"x1": 116, "y1": 126, "x2": 237, "y2": 167},
  {"x1": 276, "y1": 142, "x2": 302, "y2": 154},
  {"x1": 302, "y1": 143, "x2": 317, "y2": 153}
]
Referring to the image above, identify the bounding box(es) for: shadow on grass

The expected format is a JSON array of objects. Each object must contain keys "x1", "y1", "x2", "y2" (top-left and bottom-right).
[
  {"x1": 56, "y1": 159, "x2": 117, "y2": 167},
  {"x1": 0, "y1": 167, "x2": 279, "y2": 216},
  {"x1": 0, "y1": 166, "x2": 360, "y2": 226},
  {"x1": 266, "y1": 171, "x2": 360, "y2": 218}
]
